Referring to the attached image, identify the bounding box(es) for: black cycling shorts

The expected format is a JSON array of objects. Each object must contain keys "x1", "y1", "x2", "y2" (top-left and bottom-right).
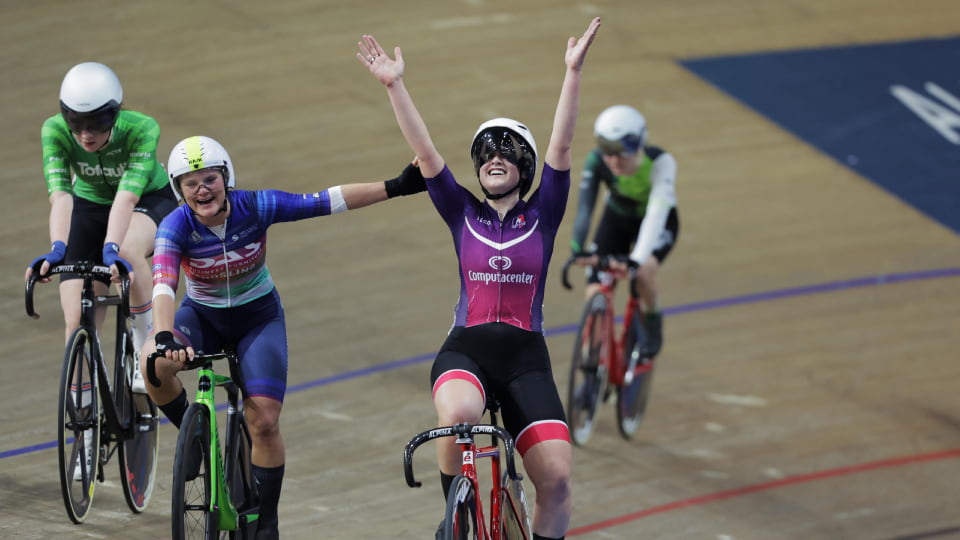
[
  {"x1": 430, "y1": 322, "x2": 567, "y2": 449},
  {"x1": 62, "y1": 186, "x2": 178, "y2": 282}
]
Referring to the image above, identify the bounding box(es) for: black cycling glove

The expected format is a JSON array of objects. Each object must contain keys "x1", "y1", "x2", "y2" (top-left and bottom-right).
[
  {"x1": 155, "y1": 331, "x2": 185, "y2": 355},
  {"x1": 385, "y1": 163, "x2": 427, "y2": 198}
]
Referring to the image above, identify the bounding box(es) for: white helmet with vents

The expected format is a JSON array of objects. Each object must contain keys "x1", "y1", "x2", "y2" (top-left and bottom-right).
[{"x1": 167, "y1": 136, "x2": 236, "y2": 201}]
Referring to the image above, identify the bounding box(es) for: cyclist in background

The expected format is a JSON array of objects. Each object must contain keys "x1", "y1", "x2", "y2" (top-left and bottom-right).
[
  {"x1": 25, "y1": 61, "x2": 177, "y2": 394},
  {"x1": 569, "y1": 104, "x2": 679, "y2": 358},
  {"x1": 141, "y1": 135, "x2": 426, "y2": 540},
  {"x1": 358, "y1": 17, "x2": 600, "y2": 540}
]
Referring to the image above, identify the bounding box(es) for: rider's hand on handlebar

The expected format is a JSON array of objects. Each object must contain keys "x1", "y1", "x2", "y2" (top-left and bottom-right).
[
  {"x1": 155, "y1": 331, "x2": 193, "y2": 365},
  {"x1": 102, "y1": 242, "x2": 133, "y2": 284},
  {"x1": 570, "y1": 251, "x2": 598, "y2": 267},
  {"x1": 605, "y1": 257, "x2": 633, "y2": 280},
  {"x1": 25, "y1": 241, "x2": 67, "y2": 283}
]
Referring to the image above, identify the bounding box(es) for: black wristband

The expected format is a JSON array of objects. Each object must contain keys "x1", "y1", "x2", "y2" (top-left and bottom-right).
[{"x1": 385, "y1": 163, "x2": 426, "y2": 198}]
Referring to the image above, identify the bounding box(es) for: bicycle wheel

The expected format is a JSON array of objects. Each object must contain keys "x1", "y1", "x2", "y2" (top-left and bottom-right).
[
  {"x1": 117, "y1": 332, "x2": 159, "y2": 513},
  {"x1": 616, "y1": 317, "x2": 656, "y2": 439},
  {"x1": 225, "y1": 415, "x2": 259, "y2": 538},
  {"x1": 499, "y1": 471, "x2": 531, "y2": 539},
  {"x1": 566, "y1": 292, "x2": 608, "y2": 446},
  {"x1": 57, "y1": 327, "x2": 101, "y2": 524},
  {"x1": 440, "y1": 475, "x2": 479, "y2": 540},
  {"x1": 172, "y1": 403, "x2": 216, "y2": 540}
]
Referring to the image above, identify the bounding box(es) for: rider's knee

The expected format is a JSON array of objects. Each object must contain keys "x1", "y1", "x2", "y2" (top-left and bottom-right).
[{"x1": 532, "y1": 464, "x2": 572, "y2": 505}]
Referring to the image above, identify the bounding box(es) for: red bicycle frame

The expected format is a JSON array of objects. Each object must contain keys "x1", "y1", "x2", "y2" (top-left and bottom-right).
[{"x1": 403, "y1": 422, "x2": 526, "y2": 540}]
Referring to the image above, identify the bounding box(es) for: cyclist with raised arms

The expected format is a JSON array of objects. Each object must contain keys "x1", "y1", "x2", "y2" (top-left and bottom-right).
[
  {"x1": 25, "y1": 62, "x2": 177, "y2": 395},
  {"x1": 358, "y1": 17, "x2": 600, "y2": 540},
  {"x1": 569, "y1": 105, "x2": 679, "y2": 358},
  {"x1": 141, "y1": 135, "x2": 425, "y2": 540}
]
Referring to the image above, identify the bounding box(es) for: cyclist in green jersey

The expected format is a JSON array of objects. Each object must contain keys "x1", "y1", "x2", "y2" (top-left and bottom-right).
[
  {"x1": 25, "y1": 62, "x2": 178, "y2": 394},
  {"x1": 569, "y1": 105, "x2": 680, "y2": 358}
]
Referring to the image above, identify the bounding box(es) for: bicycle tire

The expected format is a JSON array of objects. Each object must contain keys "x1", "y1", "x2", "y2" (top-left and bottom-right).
[
  {"x1": 499, "y1": 470, "x2": 531, "y2": 539},
  {"x1": 225, "y1": 414, "x2": 259, "y2": 538},
  {"x1": 441, "y1": 475, "x2": 479, "y2": 540},
  {"x1": 172, "y1": 403, "x2": 216, "y2": 540},
  {"x1": 616, "y1": 317, "x2": 655, "y2": 439},
  {"x1": 566, "y1": 292, "x2": 609, "y2": 446},
  {"x1": 57, "y1": 327, "x2": 101, "y2": 524},
  {"x1": 117, "y1": 331, "x2": 159, "y2": 513}
]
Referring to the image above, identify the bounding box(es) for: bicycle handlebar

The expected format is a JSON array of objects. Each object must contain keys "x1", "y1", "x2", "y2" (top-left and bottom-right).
[
  {"x1": 403, "y1": 423, "x2": 521, "y2": 488},
  {"x1": 25, "y1": 261, "x2": 131, "y2": 320},
  {"x1": 145, "y1": 350, "x2": 233, "y2": 389},
  {"x1": 560, "y1": 254, "x2": 640, "y2": 290}
]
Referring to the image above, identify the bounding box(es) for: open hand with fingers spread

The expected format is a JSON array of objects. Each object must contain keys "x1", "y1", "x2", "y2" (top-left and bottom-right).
[{"x1": 357, "y1": 35, "x2": 404, "y2": 87}]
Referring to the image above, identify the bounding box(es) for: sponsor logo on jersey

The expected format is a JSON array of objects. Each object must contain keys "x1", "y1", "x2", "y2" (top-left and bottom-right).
[
  {"x1": 511, "y1": 214, "x2": 526, "y2": 229},
  {"x1": 467, "y1": 269, "x2": 535, "y2": 285},
  {"x1": 188, "y1": 241, "x2": 263, "y2": 279},
  {"x1": 489, "y1": 255, "x2": 512, "y2": 270},
  {"x1": 75, "y1": 161, "x2": 125, "y2": 178}
]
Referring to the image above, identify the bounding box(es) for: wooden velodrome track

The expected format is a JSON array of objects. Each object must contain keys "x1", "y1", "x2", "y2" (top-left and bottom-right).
[{"x1": 2, "y1": 1, "x2": 959, "y2": 538}]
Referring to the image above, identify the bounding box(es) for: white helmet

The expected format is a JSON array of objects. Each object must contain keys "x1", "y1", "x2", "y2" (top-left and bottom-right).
[
  {"x1": 167, "y1": 136, "x2": 236, "y2": 201},
  {"x1": 470, "y1": 118, "x2": 538, "y2": 199},
  {"x1": 594, "y1": 105, "x2": 646, "y2": 155},
  {"x1": 59, "y1": 62, "x2": 123, "y2": 133}
]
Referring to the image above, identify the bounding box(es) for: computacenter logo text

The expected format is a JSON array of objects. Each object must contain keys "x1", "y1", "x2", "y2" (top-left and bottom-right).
[{"x1": 467, "y1": 270, "x2": 534, "y2": 285}]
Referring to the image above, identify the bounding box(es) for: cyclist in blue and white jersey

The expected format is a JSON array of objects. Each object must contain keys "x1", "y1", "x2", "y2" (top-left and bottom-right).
[{"x1": 140, "y1": 135, "x2": 425, "y2": 540}]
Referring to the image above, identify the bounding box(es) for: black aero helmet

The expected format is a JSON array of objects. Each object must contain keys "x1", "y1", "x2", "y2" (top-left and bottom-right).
[
  {"x1": 59, "y1": 62, "x2": 123, "y2": 134},
  {"x1": 470, "y1": 118, "x2": 538, "y2": 199}
]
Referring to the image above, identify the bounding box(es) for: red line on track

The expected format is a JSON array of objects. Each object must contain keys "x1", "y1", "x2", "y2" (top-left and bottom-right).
[{"x1": 569, "y1": 447, "x2": 960, "y2": 536}]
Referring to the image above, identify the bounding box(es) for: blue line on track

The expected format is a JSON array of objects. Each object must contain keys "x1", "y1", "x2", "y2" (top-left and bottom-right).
[{"x1": 3, "y1": 266, "x2": 958, "y2": 460}]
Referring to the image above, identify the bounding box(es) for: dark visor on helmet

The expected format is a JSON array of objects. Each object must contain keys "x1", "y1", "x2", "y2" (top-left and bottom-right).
[
  {"x1": 60, "y1": 101, "x2": 120, "y2": 135},
  {"x1": 597, "y1": 133, "x2": 643, "y2": 156},
  {"x1": 471, "y1": 128, "x2": 527, "y2": 171}
]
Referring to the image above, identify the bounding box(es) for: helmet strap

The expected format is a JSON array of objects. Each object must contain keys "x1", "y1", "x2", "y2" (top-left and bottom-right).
[
  {"x1": 481, "y1": 181, "x2": 520, "y2": 200},
  {"x1": 215, "y1": 190, "x2": 230, "y2": 216}
]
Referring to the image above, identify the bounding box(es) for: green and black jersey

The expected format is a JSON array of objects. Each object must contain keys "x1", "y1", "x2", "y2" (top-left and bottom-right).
[{"x1": 41, "y1": 110, "x2": 168, "y2": 205}]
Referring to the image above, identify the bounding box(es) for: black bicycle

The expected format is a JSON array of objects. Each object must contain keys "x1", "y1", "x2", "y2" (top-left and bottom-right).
[
  {"x1": 26, "y1": 261, "x2": 160, "y2": 524},
  {"x1": 148, "y1": 348, "x2": 260, "y2": 539}
]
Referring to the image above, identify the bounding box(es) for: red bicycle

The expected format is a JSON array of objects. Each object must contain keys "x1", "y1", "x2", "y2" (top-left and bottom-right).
[
  {"x1": 561, "y1": 255, "x2": 656, "y2": 445},
  {"x1": 403, "y1": 407, "x2": 531, "y2": 540}
]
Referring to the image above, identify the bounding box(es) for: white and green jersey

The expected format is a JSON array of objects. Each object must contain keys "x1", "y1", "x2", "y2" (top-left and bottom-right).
[
  {"x1": 570, "y1": 145, "x2": 678, "y2": 264},
  {"x1": 41, "y1": 110, "x2": 168, "y2": 205}
]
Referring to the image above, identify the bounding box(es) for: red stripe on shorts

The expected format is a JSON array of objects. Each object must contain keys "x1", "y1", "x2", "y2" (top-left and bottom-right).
[
  {"x1": 515, "y1": 420, "x2": 571, "y2": 456},
  {"x1": 432, "y1": 369, "x2": 485, "y2": 404}
]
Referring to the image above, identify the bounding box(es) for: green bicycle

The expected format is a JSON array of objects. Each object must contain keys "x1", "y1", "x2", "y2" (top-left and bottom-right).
[{"x1": 147, "y1": 348, "x2": 259, "y2": 539}]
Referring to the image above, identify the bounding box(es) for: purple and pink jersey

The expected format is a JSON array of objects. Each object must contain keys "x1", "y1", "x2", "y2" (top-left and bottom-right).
[{"x1": 427, "y1": 164, "x2": 569, "y2": 333}]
